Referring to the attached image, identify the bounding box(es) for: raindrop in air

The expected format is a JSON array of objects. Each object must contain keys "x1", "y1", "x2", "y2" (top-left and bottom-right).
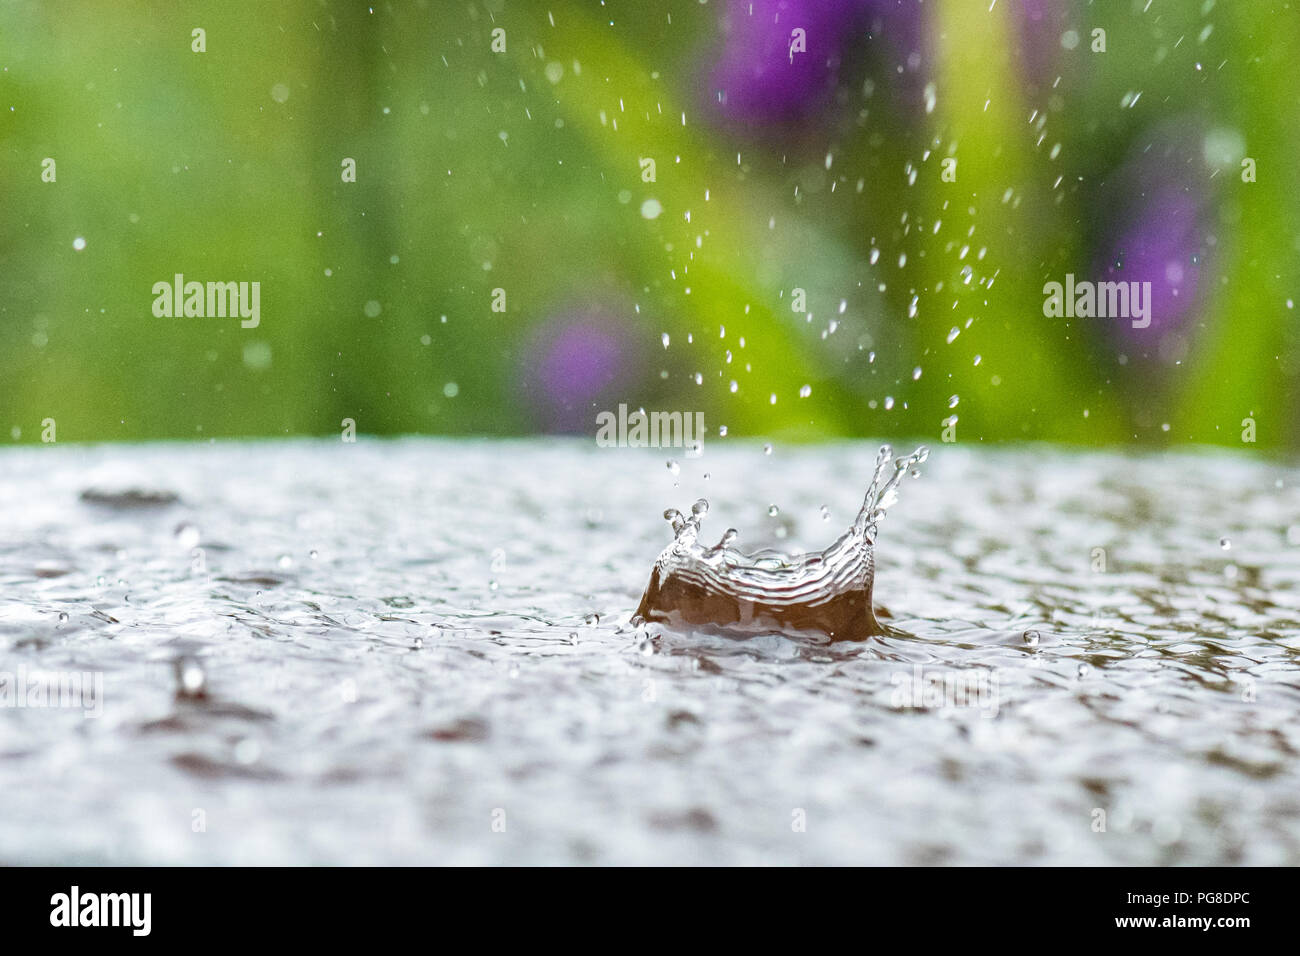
[
  {"x1": 175, "y1": 657, "x2": 207, "y2": 698},
  {"x1": 174, "y1": 522, "x2": 200, "y2": 549}
]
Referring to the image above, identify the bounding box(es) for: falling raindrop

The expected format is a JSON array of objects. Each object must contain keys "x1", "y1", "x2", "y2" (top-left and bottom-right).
[
  {"x1": 175, "y1": 657, "x2": 207, "y2": 698},
  {"x1": 174, "y1": 522, "x2": 200, "y2": 549}
]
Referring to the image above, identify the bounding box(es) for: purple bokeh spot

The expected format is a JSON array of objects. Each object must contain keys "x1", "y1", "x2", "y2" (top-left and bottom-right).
[
  {"x1": 1091, "y1": 120, "x2": 1217, "y2": 348},
  {"x1": 1101, "y1": 187, "x2": 1203, "y2": 339},
  {"x1": 704, "y1": 0, "x2": 924, "y2": 130},
  {"x1": 520, "y1": 312, "x2": 635, "y2": 433},
  {"x1": 1012, "y1": 0, "x2": 1071, "y2": 91}
]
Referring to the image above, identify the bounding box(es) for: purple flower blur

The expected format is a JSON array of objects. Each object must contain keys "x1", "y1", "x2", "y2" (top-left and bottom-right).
[
  {"x1": 1093, "y1": 122, "x2": 1216, "y2": 347},
  {"x1": 703, "y1": 0, "x2": 924, "y2": 131},
  {"x1": 518, "y1": 310, "x2": 637, "y2": 433},
  {"x1": 1101, "y1": 187, "x2": 1204, "y2": 340},
  {"x1": 1012, "y1": 0, "x2": 1071, "y2": 92}
]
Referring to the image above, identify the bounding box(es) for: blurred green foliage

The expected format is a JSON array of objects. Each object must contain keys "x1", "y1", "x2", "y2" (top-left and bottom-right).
[{"x1": 2, "y1": 0, "x2": 1298, "y2": 445}]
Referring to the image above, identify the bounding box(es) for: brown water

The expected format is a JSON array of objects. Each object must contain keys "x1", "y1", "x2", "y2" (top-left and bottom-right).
[
  {"x1": 2, "y1": 438, "x2": 1299, "y2": 864},
  {"x1": 635, "y1": 444, "x2": 927, "y2": 639}
]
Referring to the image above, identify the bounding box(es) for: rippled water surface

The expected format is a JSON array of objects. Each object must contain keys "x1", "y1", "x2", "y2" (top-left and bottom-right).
[{"x1": 3, "y1": 439, "x2": 1299, "y2": 864}]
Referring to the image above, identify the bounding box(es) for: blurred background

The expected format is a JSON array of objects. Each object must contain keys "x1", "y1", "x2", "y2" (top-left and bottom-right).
[{"x1": 2, "y1": 0, "x2": 1298, "y2": 446}]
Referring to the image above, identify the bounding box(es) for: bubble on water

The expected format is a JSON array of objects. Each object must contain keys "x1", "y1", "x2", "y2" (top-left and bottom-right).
[
  {"x1": 729, "y1": 380, "x2": 738, "y2": 393},
  {"x1": 948, "y1": 394, "x2": 960, "y2": 408},
  {"x1": 869, "y1": 248, "x2": 880, "y2": 265},
  {"x1": 641, "y1": 198, "x2": 663, "y2": 219},
  {"x1": 1219, "y1": 537, "x2": 1231, "y2": 550},
  {"x1": 57, "y1": 612, "x2": 69, "y2": 624},
  {"x1": 309, "y1": 550, "x2": 319, "y2": 560},
  {"x1": 820, "y1": 505, "x2": 830, "y2": 521},
  {"x1": 799, "y1": 385, "x2": 812, "y2": 398},
  {"x1": 1077, "y1": 663, "x2": 1091, "y2": 679},
  {"x1": 884, "y1": 396, "x2": 895, "y2": 410},
  {"x1": 364, "y1": 300, "x2": 382, "y2": 318},
  {"x1": 912, "y1": 367, "x2": 922, "y2": 380},
  {"x1": 768, "y1": 504, "x2": 779, "y2": 516},
  {"x1": 666, "y1": 459, "x2": 680, "y2": 476},
  {"x1": 763, "y1": 443, "x2": 773, "y2": 455},
  {"x1": 973, "y1": 354, "x2": 982, "y2": 366},
  {"x1": 278, "y1": 554, "x2": 293, "y2": 569},
  {"x1": 947, "y1": 327, "x2": 960, "y2": 344},
  {"x1": 443, "y1": 382, "x2": 459, "y2": 398},
  {"x1": 661, "y1": 332, "x2": 670, "y2": 349},
  {"x1": 718, "y1": 425, "x2": 728, "y2": 437},
  {"x1": 1023, "y1": 630, "x2": 1041, "y2": 646},
  {"x1": 72, "y1": 237, "x2": 86, "y2": 251},
  {"x1": 585, "y1": 612, "x2": 601, "y2": 625},
  {"x1": 544, "y1": 61, "x2": 564, "y2": 84},
  {"x1": 174, "y1": 522, "x2": 200, "y2": 549}
]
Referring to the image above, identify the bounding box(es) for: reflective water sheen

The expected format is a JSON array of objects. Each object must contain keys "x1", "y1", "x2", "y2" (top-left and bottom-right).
[{"x1": 3, "y1": 439, "x2": 1299, "y2": 864}]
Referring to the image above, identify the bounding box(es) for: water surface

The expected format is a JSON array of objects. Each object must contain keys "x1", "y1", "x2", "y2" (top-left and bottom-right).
[{"x1": 3, "y1": 439, "x2": 1298, "y2": 864}]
